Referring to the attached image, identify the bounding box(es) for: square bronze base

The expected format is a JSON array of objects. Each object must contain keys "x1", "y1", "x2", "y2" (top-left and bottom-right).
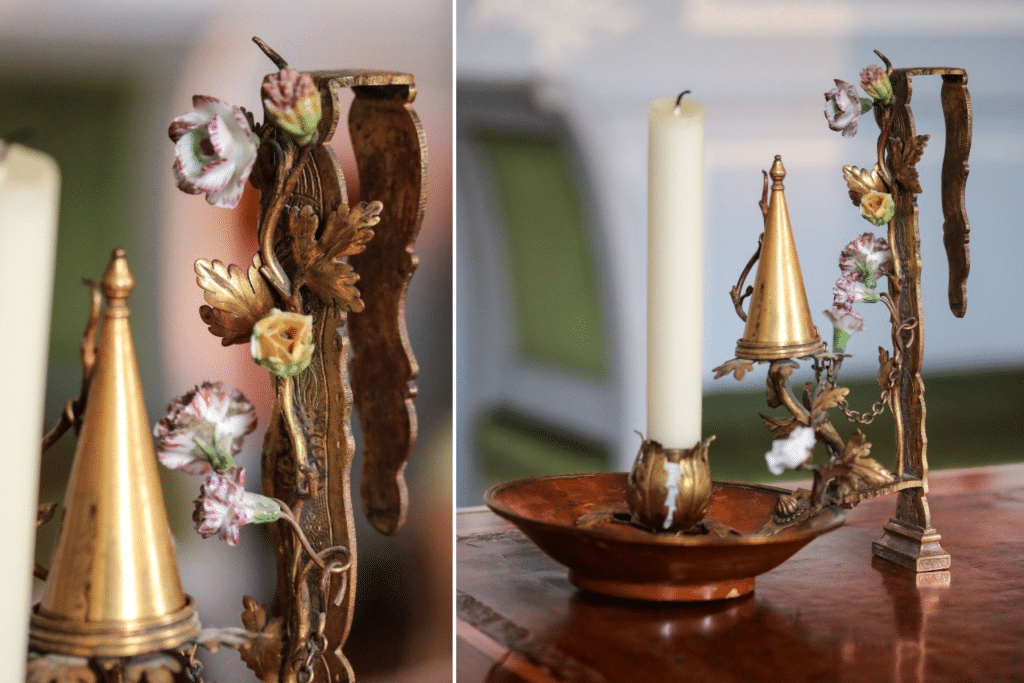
[{"x1": 872, "y1": 518, "x2": 951, "y2": 573}]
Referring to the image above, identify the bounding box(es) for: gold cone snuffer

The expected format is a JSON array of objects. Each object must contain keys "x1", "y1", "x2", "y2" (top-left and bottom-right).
[
  {"x1": 733, "y1": 156, "x2": 825, "y2": 361},
  {"x1": 30, "y1": 249, "x2": 200, "y2": 657}
]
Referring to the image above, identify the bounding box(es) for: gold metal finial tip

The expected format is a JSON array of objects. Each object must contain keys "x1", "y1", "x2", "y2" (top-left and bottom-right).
[
  {"x1": 101, "y1": 248, "x2": 135, "y2": 300},
  {"x1": 770, "y1": 156, "x2": 786, "y2": 182}
]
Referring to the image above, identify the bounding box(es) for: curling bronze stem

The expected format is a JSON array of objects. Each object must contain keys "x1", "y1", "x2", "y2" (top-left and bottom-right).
[
  {"x1": 277, "y1": 376, "x2": 310, "y2": 489},
  {"x1": 40, "y1": 280, "x2": 101, "y2": 454},
  {"x1": 259, "y1": 144, "x2": 311, "y2": 300}
]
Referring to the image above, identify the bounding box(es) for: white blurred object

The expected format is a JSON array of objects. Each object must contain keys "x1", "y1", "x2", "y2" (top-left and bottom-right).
[{"x1": 0, "y1": 142, "x2": 59, "y2": 683}]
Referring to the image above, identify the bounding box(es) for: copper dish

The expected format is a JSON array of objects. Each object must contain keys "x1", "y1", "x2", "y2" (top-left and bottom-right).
[{"x1": 485, "y1": 472, "x2": 844, "y2": 602}]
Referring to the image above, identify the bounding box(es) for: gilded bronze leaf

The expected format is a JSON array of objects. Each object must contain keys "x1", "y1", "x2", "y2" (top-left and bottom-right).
[
  {"x1": 844, "y1": 429, "x2": 895, "y2": 487},
  {"x1": 810, "y1": 386, "x2": 849, "y2": 418},
  {"x1": 196, "y1": 256, "x2": 275, "y2": 346},
  {"x1": 759, "y1": 413, "x2": 802, "y2": 438},
  {"x1": 842, "y1": 163, "x2": 887, "y2": 206},
  {"x1": 124, "y1": 656, "x2": 181, "y2": 683},
  {"x1": 239, "y1": 596, "x2": 285, "y2": 683},
  {"x1": 890, "y1": 134, "x2": 929, "y2": 194},
  {"x1": 712, "y1": 358, "x2": 753, "y2": 381},
  {"x1": 286, "y1": 202, "x2": 380, "y2": 311},
  {"x1": 26, "y1": 655, "x2": 96, "y2": 683}
]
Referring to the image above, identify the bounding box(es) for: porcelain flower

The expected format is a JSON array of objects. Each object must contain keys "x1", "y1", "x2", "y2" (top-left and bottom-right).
[
  {"x1": 169, "y1": 96, "x2": 258, "y2": 209},
  {"x1": 833, "y1": 272, "x2": 880, "y2": 307},
  {"x1": 193, "y1": 467, "x2": 281, "y2": 546},
  {"x1": 154, "y1": 381, "x2": 257, "y2": 475},
  {"x1": 824, "y1": 307, "x2": 866, "y2": 353},
  {"x1": 860, "y1": 64, "x2": 893, "y2": 105},
  {"x1": 766, "y1": 427, "x2": 817, "y2": 476},
  {"x1": 262, "y1": 68, "x2": 322, "y2": 146},
  {"x1": 251, "y1": 308, "x2": 315, "y2": 378},
  {"x1": 824, "y1": 80, "x2": 865, "y2": 138},
  {"x1": 839, "y1": 232, "x2": 891, "y2": 287},
  {"x1": 860, "y1": 191, "x2": 895, "y2": 227}
]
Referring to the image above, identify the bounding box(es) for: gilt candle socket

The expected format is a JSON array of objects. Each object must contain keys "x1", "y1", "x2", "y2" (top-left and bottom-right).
[{"x1": 628, "y1": 437, "x2": 713, "y2": 532}]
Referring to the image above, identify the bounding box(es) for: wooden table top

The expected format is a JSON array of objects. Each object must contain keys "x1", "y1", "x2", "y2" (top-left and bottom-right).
[{"x1": 457, "y1": 463, "x2": 1024, "y2": 683}]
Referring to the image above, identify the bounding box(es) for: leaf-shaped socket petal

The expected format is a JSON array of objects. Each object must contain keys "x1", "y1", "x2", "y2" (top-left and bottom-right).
[{"x1": 196, "y1": 256, "x2": 275, "y2": 346}]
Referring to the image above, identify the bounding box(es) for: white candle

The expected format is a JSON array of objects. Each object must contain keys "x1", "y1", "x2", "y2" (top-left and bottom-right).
[
  {"x1": 0, "y1": 142, "x2": 59, "y2": 678},
  {"x1": 647, "y1": 95, "x2": 704, "y2": 449}
]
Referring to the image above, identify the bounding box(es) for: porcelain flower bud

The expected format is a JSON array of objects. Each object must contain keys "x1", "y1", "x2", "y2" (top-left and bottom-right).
[
  {"x1": 766, "y1": 427, "x2": 817, "y2": 476},
  {"x1": 824, "y1": 307, "x2": 866, "y2": 353},
  {"x1": 154, "y1": 381, "x2": 257, "y2": 475},
  {"x1": 860, "y1": 191, "x2": 895, "y2": 227},
  {"x1": 840, "y1": 232, "x2": 891, "y2": 288},
  {"x1": 251, "y1": 308, "x2": 315, "y2": 378},
  {"x1": 860, "y1": 64, "x2": 893, "y2": 105},
  {"x1": 193, "y1": 467, "x2": 281, "y2": 546},
  {"x1": 168, "y1": 96, "x2": 258, "y2": 209},
  {"x1": 262, "y1": 68, "x2": 322, "y2": 146},
  {"x1": 824, "y1": 80, "x2": 862, "y2": 138}
]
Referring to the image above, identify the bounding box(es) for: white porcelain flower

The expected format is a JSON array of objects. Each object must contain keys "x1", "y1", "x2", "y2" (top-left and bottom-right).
[
  {"x1": 839, "y1": 232, "x2": 891, "y2": 287},
  {"x1": 824, "y1": 306, "x2": 866, "y2": 334},
  {"x1": 824, "y1": 306, "x2": 866, "y2": 353},
  {"x1": 169, "y1": 95, "x2": 258, "y2": 209},
  {"x1": 192, "y1": 467, "x2": 281, "y2": 546},
  {"x1": 154, "y1": 381, "x2": 257, "y2": 475},
  {"x1": 765, "y1": 427, "x2": 817, "y2": 476},
  {"x1": 824, "y1": 80, "x2": 863, "y2": 138}
]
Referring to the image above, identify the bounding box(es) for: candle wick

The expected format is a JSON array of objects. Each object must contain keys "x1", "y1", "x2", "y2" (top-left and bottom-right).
[{"x1": 673, "y1": 90, "x2": 692, "y2": 114}]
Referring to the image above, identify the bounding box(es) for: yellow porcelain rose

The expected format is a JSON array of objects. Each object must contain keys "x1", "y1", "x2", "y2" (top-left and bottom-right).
[
  {"x1": 859, "y1": 190, "x2": 895, "y2": 227},
  {"x1": 251, "y1": 308, "x2": 315, "y2": 378}
]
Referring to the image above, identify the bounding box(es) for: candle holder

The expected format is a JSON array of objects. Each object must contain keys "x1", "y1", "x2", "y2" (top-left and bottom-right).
[
  {"x1": 486, "y1": 51, "x2": 970, "y2": 602},
  {"x1": 29, "y1": 38, "x2": 426, "y2": 683}
]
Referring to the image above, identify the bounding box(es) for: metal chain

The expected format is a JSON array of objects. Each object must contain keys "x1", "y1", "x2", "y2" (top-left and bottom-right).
[
  {"x1": 184, "y1": 647, "x2": 205, "y2": 683},
  {"x1": 297, "y1": 612, "x2": 328, "y2": 683},
  {"x1": 837, "y1": 384, "x2": 892, "y2": 424},
  {"x1": 833, "y1": 318, "x2": 917, "y2": 425}
]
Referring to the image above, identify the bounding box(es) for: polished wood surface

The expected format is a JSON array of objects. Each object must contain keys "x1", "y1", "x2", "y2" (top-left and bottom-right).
[{"x1": 457, "y1": 464, "x2": 1024, "y2": 683}]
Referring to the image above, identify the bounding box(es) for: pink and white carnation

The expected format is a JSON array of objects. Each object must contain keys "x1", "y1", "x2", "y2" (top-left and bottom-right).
[
  {"x1": 833, "y1": 272, "x2": 880, "y2": 307},
  {"x1": 192, "y1": 467, "x2": 280, "y2": 546},
  {"x1": 765, "y1": 426, "x2": 817, "y2": 476},
  {"x1": 154, "y1": 381, "x2": 257, "y2": 475},
  {"x1": 839, "y1": 232, "x2": 891, "y2": 288},
  {"x1": 168, "y1": 96, "x2": 258, "y2": 209},
  {"x1": 824, "y1": 79, "x2": 864, "y2": 138}
]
